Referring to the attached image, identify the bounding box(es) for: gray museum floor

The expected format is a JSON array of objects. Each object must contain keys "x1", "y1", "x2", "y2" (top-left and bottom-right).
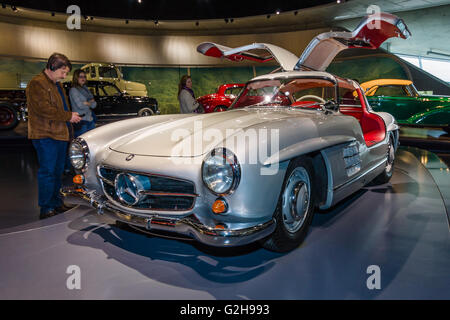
[{"x1": 0, "y1": 143, "x2": 449, "y2": 299}]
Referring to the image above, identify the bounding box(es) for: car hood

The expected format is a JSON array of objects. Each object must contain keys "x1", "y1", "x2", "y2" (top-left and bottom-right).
[{"x1": 109, "y1": 108, "x2": 316, "y2": 157}]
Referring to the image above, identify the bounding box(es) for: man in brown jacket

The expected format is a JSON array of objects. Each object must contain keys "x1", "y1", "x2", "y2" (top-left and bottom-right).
[{"x1": 26, "y1": 53, "x2": 81, "y2": 219}]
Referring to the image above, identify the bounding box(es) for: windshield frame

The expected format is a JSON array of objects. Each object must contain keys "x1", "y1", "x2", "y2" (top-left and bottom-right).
[{"x1": 229, "y1": 75, "x2": 339, "y2": 110}]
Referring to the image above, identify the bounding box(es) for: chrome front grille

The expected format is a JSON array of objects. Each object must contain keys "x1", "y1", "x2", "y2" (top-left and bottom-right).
[{"x1": 97, "y1": 166, "x2": 197, "y2": 211}]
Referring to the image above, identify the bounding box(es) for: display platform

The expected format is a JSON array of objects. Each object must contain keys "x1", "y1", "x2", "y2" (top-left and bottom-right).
[{"x1": 0, "y1": 147, "x2": 449, "y2": 299}]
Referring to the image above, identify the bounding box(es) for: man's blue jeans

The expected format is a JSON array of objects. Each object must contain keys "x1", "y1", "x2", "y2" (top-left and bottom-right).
[{"x1": 32, "y1": 138, "x2": 68, "y2": 213}]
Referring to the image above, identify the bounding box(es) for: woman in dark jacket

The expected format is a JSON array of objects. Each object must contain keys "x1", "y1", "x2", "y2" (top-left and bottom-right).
[{"x1": 69, "y1": 69, "x2": 97, "y2": 137}]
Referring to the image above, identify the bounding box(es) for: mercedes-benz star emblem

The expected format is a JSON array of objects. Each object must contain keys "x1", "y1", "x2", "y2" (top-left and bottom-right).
[{"x1": 115, "y1": 173, "x2": 143, "y2": 205}]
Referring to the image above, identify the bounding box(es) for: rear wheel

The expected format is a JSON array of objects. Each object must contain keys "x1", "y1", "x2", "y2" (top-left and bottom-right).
[
  {"x1": 372, "y1": 135, "x2": 395, "y2": 185},
  {"x1": 0, "y1": 104, "x2": 19, "y2": 130},
  {"x1": 262, "y1": 156, "x2": 316, "y2": 252},
  {"x1": 137, "y1": 108, "x2": 154, "y2": 117}
]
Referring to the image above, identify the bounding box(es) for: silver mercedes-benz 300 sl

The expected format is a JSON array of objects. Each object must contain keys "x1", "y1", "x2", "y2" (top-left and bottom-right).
[{"x1": 63, "y1": 13, "x2": 410, "y2": 252}]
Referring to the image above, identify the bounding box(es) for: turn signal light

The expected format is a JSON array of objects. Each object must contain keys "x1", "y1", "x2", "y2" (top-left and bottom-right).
[
  {"x1": 73, "y1": 174, "x2": 84, "y2": 185},
  {"x1": 212, "y1": 199, "x2": 228, "y2": 214}
]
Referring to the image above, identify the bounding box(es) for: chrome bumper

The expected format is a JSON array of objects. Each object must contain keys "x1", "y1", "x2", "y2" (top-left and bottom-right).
[{"x1": 61, "y1": 188, "x2": 276, "y2": 247}]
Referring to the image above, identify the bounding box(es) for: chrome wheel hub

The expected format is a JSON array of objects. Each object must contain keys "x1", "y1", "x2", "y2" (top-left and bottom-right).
[{"x1": 281, "y1": 167, "x2": 311, "y2": 233}]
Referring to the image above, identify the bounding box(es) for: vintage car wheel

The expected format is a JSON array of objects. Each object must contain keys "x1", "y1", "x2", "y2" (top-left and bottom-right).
[
  {"x1": 262, "y1": 156, "x2": 316, "y2": 252},
  {"x1": 0, "y1": 103, "x2": 19, "y2": 131},
  {"x1": 214, "y1": 105, "x2": 228, "y2": 112},
  {"x1": 137, "y1": 108, "x2": 154, "y2": 117},
  {"x1": 372, "y1": 135, "x2": 395, "y2": 185}
]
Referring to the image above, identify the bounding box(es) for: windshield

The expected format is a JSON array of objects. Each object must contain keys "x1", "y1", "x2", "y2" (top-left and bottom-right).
[
  {"x1": 98, "y1": 66, "x2": 118, "y2": 78},
  {"x1": 230, "y1": 78, "x2": 337, "y2": 109}
]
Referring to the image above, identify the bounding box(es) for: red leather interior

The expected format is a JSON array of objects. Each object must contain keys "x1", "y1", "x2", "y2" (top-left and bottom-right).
[{"x1": 340, "y1": 89, "x2": 386, "y2": 147}]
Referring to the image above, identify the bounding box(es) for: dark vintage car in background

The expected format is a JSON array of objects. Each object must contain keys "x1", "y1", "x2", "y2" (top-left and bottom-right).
[
  {"x1": 0, "y1": 80, "x2": 159, "y2": 131},
  {"x1": 196, "y1": 83, "x2": 244, "y2": 112},
  {"x1": 360, "y1": 79, "x2": 450, "y2": 130},
  {"x1": 0, "y1": 89, "x2": 27, "y2": 130},
  {"x1": 63, "y1": 80, "x2": 159, "y2": 122}
]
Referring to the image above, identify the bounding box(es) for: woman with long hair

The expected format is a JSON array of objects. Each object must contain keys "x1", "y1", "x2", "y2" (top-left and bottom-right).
[
  {"x1": 178, "y1": 75, "x2": 203, "y2": 114},
  {"x1": 69, "y1": 69, "x2": 97, "y2": 137}
]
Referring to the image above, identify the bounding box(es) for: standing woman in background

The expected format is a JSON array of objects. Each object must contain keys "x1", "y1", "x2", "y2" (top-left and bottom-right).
[
  {"x1": 69, "y1": 69, "x2": 97, "y2": 137},
  {"x1": 178, "y1": 75, "x2": 204, "y2": 114}
]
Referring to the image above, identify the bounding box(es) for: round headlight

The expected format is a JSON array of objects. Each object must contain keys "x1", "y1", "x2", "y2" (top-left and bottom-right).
[
  {"x1": 69, "y1": 138, "x2": 89, "y2": 171},
  {"x1": 202, "y1": 148, "x2": 240, "y2": 195}
]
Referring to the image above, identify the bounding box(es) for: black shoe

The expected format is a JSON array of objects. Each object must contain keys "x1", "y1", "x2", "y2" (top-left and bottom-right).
[
  {"x1": 55, "y1": 203, "x2": 76, "y2": 214},
  {"x1": 39, "y1": 209, "x2": 57, "y2": 220}
]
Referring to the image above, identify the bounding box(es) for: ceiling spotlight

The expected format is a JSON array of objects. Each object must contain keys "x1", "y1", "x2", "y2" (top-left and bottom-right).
[
  {"x1": 195, "y1": 21, "x2": 199, "y2": 26},
  {"x1": 138, "y1": 0, "x2": 142, "y2": 3},
  {"x1": 224, "y1": 18, "x2": 228, "y2": 23},
  {"x1": 267, "y1": 14, "x2": 270, "y2": 19},
  {"x1": 11, "y1": 5, "x2": 17, "y2": 12},
  {"x1": 276, "y1": 10, "x2": 280, "y2": 15},
  {"x1": 337, "y1": 0, "x2": 341, "y2": 3}
]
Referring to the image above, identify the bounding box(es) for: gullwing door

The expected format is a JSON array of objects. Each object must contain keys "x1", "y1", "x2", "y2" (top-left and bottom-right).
[
  {"x1": 197, "y1": 42, "x2": 299, "y2": 71},
  {"x1": 295, "y1": 12, "x2": 411, "y2": 71}
]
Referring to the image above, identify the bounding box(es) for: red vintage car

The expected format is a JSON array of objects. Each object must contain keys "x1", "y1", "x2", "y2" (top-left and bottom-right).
[{"x1": 197, "y1": 83, "x2": 244, "y2": 113}]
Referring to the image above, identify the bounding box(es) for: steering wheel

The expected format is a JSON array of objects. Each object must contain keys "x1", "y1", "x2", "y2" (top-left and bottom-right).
[{"x1": 297, "y1": 95, "x2": 326, "y2": 104}]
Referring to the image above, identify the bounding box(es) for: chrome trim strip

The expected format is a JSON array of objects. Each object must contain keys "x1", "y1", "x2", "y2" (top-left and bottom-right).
[
  {"x1": 333, "y1": 157, "x2": 387, "y2": 191},
  {"x1": 139, "y1": 191, "x2": 199, "y2": 198}
]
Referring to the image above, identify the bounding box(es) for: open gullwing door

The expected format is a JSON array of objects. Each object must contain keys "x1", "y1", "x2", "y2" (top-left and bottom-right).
[
  {"x1": 197, "y1": 42, "x2": 299, "y2": 71},
  {"x1": 295, "y1": 12, "x2": 411, "y2": 71}
]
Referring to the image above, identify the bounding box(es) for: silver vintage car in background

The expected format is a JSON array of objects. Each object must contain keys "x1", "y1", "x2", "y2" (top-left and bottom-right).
[{"x1": 64, "y1": 13, "x2": 410, "y2": 252}]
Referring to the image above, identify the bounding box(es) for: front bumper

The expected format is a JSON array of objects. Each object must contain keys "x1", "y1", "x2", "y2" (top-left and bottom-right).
[{"x1": 61, "y1": 187, "x2": 275, "y2": 247}]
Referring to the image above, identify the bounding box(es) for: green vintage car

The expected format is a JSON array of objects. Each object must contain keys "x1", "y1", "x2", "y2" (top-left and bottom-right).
[{"x1": 360, "y1": 79, "x2": 450, "y2": 129}]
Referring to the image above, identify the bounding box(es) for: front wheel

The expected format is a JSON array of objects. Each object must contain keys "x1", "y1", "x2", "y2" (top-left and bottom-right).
[
  {"x1": 262, "y1": 156, "x2": 316, "y2": 252},
  {"x1": 0, "y1": 104, "x2": 19, "y2": 130},
  {"x1": 137, "y1": 108, "x2": 154, "y2": 117},
  {"x1": 372, "y1": 135, "x2": 395, "y2": 185}
]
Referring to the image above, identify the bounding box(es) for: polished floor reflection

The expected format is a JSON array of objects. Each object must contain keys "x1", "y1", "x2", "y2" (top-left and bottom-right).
[{"x1": 0, "y1": 147, "x2": 449, "y2": 299}]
